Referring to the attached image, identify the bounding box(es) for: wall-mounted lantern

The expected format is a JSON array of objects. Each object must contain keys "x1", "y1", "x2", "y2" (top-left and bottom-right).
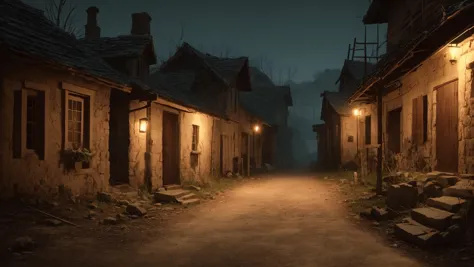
[
  {"x1": 448, "y1": 43, "x2": 460, "y2": 64},
  {"x1": 139, "y1": 118, "x2": 148, "y2": 133},
  {"x1": 253, "y1": 124, "x2": 260, "y2": 133},
  {"x1": 352, "y1": 108, "x2": 361, "y2": 117}
]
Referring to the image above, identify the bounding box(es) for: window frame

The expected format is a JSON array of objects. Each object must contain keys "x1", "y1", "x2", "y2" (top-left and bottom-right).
[
  {"x1": 191, "y1": 124, "x2": 200, "y2": 152},
  {"x1": 365, "y1": 115, "x2": 372, "y2": 145},
  {"x1": 412, "y1": 95, "x2": 428, "y2": 145},
  {"x1": 13, "y1": 81, "x2": 48, "y2": 160},
  {"x1": 61, "y1": 82, "x2": 95, "y2": 170},
  {"x1": 66, "y1": 94, "x2": 85, "y2": 149}
]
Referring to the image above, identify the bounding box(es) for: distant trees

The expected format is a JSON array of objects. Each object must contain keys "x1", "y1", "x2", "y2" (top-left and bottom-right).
[{"x1": 45, "y1": 0, "x2": 82, "y2": 38}]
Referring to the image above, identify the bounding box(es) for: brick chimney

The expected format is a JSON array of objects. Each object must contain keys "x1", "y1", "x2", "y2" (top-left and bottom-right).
[
  {"x1": 84, "y1": 6, "x2": 100, "y2": 40},
  {"x1": 131, "y1": 12, "x2": 152, "y2": 35}
]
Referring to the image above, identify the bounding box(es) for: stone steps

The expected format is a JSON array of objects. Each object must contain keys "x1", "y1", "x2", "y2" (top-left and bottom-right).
[
  {"x1": 411, "y1": 207, "x2": 454, "y2": 231},
  {"x1": 442, "y1": 179, "x2": 474, "y2": 199},
  {"x1": 177, "y1": 198, "x2": 201, "y2": 206},
  {"x1": 425, "y1": 196, "x2": 467, "y2": 213},
  {"x1": 394, "y1": 218, "x2": 441, "y2": 247},
  {"x1": 164, "y1": 184, "x2": 182, "y2": 190}
]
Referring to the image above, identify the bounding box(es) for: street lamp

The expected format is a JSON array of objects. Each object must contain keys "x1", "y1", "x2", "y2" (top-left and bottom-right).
[
  {"x1": 253, "y1": 124, "x2": 260, "y2": 133},
  {"x1": 139, "y1": 118, "x2": 148, "y2": 133},
  {"x1": 448, "y1": 43, "x2": 460, "y2": 64}
]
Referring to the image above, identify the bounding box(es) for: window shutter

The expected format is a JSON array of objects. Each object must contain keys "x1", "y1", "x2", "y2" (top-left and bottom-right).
[
  {"x1": 35, "y1": 91, "x2": 46, "y2": 160},
  {"x1": 12, "y1": 90, "x2": 22, "y2": 158}
]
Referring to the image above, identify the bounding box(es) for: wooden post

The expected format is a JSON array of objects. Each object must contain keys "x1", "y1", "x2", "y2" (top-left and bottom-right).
[{"x1": 376, "y1": 87, "x2": 383, "y2": 195}]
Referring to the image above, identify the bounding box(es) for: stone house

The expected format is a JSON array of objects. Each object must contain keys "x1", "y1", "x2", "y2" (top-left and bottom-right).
[
  {"x1": 0, "y1": 0, "x2": 149, "y2": 197},
  {"x1": 79, "y1": 8, "x2": 267, "y2": 190},
  {"x1": 241, "y1": 68, "x2": 294, "y2": 169},
  {"x1": 157, "y1": 43, "x2": 269, "y2": 179},
  {"x1": 348, "y1": 0, "x2": 474, "y2": 174},
  {"x1": 317, "y1": 60, "x2": 377, "y2": 171}
]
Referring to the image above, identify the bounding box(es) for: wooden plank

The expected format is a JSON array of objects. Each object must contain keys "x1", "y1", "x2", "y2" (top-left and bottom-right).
[{"x1": 436, "y1": 80, "x2": 458, "y2": 172}]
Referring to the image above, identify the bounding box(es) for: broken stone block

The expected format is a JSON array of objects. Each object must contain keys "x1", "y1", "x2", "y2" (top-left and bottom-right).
[
  {"x1": 423, "y1": 182, "x2": 443, "y2": 198},
  {"x1": 117, "y1": 199, "x2": 129, "y2": 206},
  {"x1": 371, "y1": 206, "x2": 390, "y2": 221},
  {"x1": 383, "y1": 175, "x2": 401, "y2": 184},
  {"x1": 97, "y1": 192, "x2": 113, "y2": 203},
  {"x1": 386, "y1": 183, "x2": 418, "y2": 210},
  {"x1": 103, "y1": 217, "x2": 117, "y2": 225},
  {"x1": 426, "y1": 171, "x2": 454, "y2": 179},
  {"x1": 11, "y1": 236, "x2": 35, "y2": 252},
  {"x1": 443, "y1": 179, "x2": 474, "y2": 198},
  {"x1": 436, "y1": 176, "x2": 460, "y2": 188},
  {"x1": 411, "y1": 207, "x2": 454, "y2": 231},
  {"x1": 394, "y1": 220, "x2": 440, "y2": 247},
  {"x1": 359, "y1": 208, "x2": 372, "y2": 218},
  {"x1": 183, "y1": 185, "x2": 201, "y2": 191},
  {"x1": 426, "y1": 196, "x2": 467, "y2": 212},
  {"x1": 126, "y1": 203, "x2": 147, "y2": 217}
]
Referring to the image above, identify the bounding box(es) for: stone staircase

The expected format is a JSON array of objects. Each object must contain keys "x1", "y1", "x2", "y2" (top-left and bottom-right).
[
  {"x1": 153, "y1": 184, "x2": 201, "y2": 206},
  {"x1": 394, "y1": 173, "x2": 473, "y2": 247}
]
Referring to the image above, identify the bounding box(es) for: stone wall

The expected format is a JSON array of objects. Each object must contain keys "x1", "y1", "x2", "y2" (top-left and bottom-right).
[
  {"x1": 0, "y1": 63, "x2": 112, "y2": 198},
  {"x1": 179, "y1": 111, "x2": 214, "y2": 183},
  {"x1": 382, "y1": 33, "x2": 474, "y2": 173}
]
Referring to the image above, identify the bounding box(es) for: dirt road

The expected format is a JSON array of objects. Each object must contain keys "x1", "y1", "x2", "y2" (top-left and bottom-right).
[{"x1": 6, "y1": 174, "x2": 427, "y2": 267}]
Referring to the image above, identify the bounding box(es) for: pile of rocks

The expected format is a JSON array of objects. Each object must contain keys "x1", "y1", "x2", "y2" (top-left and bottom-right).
[{"x1": 384, "y1": 171, "x2": 474, "y2": 247}]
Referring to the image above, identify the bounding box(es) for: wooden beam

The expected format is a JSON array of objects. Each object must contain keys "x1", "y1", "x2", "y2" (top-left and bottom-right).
[{"x1": 376, "y1": 86, "x2": 383, "y2": 195}]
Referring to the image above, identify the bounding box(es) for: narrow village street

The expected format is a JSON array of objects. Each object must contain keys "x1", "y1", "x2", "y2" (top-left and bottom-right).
[{"x1": 4, "y1": 173, "x2": 432, "y2": 267}]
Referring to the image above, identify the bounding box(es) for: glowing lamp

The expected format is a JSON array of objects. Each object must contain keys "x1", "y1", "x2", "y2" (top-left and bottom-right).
[
  {"x1": 253, "y1": 125, "x2": 260, "y2": 133},
  {"x1": 352, "y1": 108, "x2": 361, "y2": 116},
  {"x1": 448, "y1": 43, "x2": 460, "y2": 64},
  {"x1": 139, "y1": 118, "x2": 148, "y2": 133}
]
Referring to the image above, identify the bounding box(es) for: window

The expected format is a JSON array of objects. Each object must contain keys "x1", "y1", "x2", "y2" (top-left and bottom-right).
[
  {"x1": 13, "y1": 89, "x2": 45, "y2": 159},
  {"x1": 365, "y1": 115, "x2": 371, "y2": 145},
  {"x1": 192, "y1": 125, "x2": 199, "y2": 151},
  {"x1": 412, "y1": 95, "x2": 428, "y2": 145},
  {"x1": 67, "y1": 95, "x2": 84, "y2": 149}
]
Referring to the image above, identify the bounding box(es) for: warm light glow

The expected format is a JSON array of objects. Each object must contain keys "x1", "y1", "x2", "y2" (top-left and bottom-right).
[
  {"x1": 139, "y1": 118, "x2": 148, "y2": 133},
  {"x1": 448, "y1": 43, "x2": 460, "y2": 63},
  {"x1": 352, "y1": 108, "x2": 361, "y2": 116},
  {"x1": 253, "y1": 125, "x2": 260, "y2": 133}
]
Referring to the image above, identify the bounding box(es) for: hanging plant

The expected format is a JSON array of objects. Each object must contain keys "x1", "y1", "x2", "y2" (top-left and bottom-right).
[{"x1": 62, "y1": 148, "x2": 94, "y2": 171}]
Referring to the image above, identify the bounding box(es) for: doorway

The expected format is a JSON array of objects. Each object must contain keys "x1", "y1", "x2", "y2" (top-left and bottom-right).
[
  {"x1": 436, "y1": 80, "x2": 458, "y2": 172},
  {"x1": 241, "y1": 132, "x2": 249, "y2": 176},
  {"x1": 387, "y1": 108, "x2": 402, "y2": 154},
  {"x1": 162, "y1": 111, "x2": 180, "y2": 185},
  {"x1": 109, "y1": 90, "x2": 130, "y2": 185},
  {"x1": 219, "y1": 134, "x2": 230, "y2": 176}
]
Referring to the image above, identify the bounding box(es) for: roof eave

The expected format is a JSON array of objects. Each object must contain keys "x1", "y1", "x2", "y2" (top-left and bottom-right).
[{"x1": 363, "y1": 0, "x2": 389, "y2": 25}]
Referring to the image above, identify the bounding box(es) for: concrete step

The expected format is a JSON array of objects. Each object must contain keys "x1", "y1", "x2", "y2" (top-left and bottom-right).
[
  {"x1": 411, "y1": 207, "x2": 454, "y2": 231},
  {"x1": 154, "y1": 189, "x2": 190, "y2": 203},
  {"x1": 179, "y1": 193, "x2": 198, "y2": 201},
  {"x1": 394, "y1": 218, "x2": 441, "y2": 247},
  {"x1": 177, "y1": 198, "x2": 201, "y2": 206},
  {"x1": 426, "y1": 196, "x2": 467, "y2": 213},
  {"x1": 164, "y1": 184, "x2": 182, "y2": 190},
  {"x1": 443, "y1": 179, "x2": 474, "y2": 198}
]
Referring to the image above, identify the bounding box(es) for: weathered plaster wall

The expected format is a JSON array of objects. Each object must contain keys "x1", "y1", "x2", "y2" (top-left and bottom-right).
[
  {"x1": 179, "y1": 111, "x2": 214, "y2": 183},
  {"x1": 340, "y1": 116, "x2": 357, "y2": 165},
  {"x1": 0, "y1": 64, "x2": 111, "y2": 198},
  {"x1": 382, "y1": 34, "x2": 474, "y2": 173}
]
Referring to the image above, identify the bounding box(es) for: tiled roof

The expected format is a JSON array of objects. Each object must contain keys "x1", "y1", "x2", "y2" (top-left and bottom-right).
[
  {"x1": 163, "y1": 43, "x2": 251, "y2": 91},
  {"x1": 148, "y1": 71, "x2": 228, "y2": 118},
  {"x1": 78, "y1": 35, "x2": 157, "y2": 64},
  {"x1": 323, "y1": 91, "x2": 355, "y2": 116},
  {"x1": 0, "y1": 0, "x2": 133, "y2": 88}
]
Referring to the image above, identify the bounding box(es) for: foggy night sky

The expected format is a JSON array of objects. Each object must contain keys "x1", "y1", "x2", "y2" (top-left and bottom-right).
[{"x1": 25, "y1": 0, "x2": 385, "y2": 82}]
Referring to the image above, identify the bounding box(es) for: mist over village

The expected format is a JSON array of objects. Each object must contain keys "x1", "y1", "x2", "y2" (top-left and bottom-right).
[{"x1": 1, "y1": 0, "x2": 474, "y2": 266}]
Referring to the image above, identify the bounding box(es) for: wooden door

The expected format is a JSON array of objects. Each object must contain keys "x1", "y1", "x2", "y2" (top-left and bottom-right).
[
  {"x1": 436, "y1": 80, "x2": 458, "y2": 172},
  {"x1": 387, "y1": 108, "x2": 402, "y2": 154},
  {"x1": 162, "y1": 111, "x2": 180, "y2": 185},
  {"x1": 109, "y1": 90, "x2": 130, "y2": 185}
]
